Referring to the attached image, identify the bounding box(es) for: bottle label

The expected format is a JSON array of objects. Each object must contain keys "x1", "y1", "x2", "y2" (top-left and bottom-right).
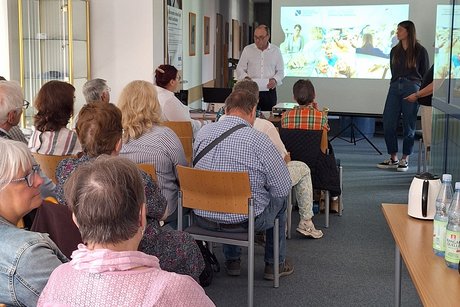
[
  {"x1": 445, "y1": 230, "x2": 460, "y2": 263},
  {"x1": 433, "y1": 220, "x2": 448, "y2": 251}
]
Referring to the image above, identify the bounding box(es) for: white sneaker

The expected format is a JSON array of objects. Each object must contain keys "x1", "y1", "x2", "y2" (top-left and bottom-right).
[
  {"x1": 296, "y1": 220, "x2": 323, "y2": 239},
  {"x1": 396, "y1": 159, "x2": 409, "y2": 172}
]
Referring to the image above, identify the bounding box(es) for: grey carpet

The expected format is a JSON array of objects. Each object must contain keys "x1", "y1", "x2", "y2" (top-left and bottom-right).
[{"x1": 203, "y1": 135, "x2": 423, "y2": 307}]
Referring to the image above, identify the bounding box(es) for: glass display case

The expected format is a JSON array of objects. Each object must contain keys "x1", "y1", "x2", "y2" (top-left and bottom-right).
[{"x1": 18, "y1": 0, "x2": 89, "y2": 128}]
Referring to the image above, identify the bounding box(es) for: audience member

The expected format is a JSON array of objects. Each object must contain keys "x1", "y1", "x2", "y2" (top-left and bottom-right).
[
  {"x1": 236, "y1": 25, "x2": 285, "y2": 111},
  {"x1": 0, "y1": 77, "x2": 29, "y2": 143},
  {"x1": 281, "y1": 79, "x2": 339, "y2": 212},
  {"x1": 230, "y1": 80, "x2": 323, "y2": 238},
  {"x1": 0, "y1": 139, "x2": 67, "y2": 306},
  {"x1": 28, "y1": 80, "x2": 81, "y2": 155},
  {"x1": 82, "y1": 78, "x2": 110, "y2": 103},
  {"x1": 0, "y1": 80, "x2": 56, "y2": 198},
  {"x1": 118, "y1": 80, "x2": 187, "y2": 223},
  {"x1": 193, "y1": 90, "x2": 294, "y2": 280},
  {"x1": 281, "y1": 79, "x2": 328, "y2": 131},
  {"x1": 155, "y1": 64, "x2": 206, "y2": 136},
  {"x1": 55, "y1": 102, "x2": 204, "y2": 280},
  {"x1": 38, "y1": 156, "x2": 214, "y2": 306}
]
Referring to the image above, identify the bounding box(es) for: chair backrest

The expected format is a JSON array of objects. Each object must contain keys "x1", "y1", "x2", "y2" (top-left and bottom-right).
[
  {"x1": 279, "y1": 128, "x2": 340, "y2": 195},
  {"x1": 137, "y1": 163, "x2": 157, "y2": 181},
  {"x1": 163, "y1": 121, "x2": 193, "y2": 166},
  {"x1": 31, "y1": 152, "x2": 72, "y2": 184},
  {"x1": 176, "y1": 165, "x2": 251, "y2": 214}
]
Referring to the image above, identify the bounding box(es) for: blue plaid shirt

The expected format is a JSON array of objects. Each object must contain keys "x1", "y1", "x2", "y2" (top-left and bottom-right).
[{"x1": 193, "y1": 115, "x2": 291, "y2": 223}]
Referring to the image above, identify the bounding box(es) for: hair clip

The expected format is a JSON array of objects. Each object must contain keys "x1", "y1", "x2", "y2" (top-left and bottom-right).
[{"x1": 156, "y1": 68, "x2": 165, "y2": 74}]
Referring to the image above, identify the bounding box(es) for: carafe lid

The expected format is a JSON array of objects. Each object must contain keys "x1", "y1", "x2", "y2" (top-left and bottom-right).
[{"x1": 415, "y1": 172, "x2": 439, "y2": 180}]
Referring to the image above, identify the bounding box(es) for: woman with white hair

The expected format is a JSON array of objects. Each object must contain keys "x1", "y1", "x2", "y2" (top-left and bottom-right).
[{"x1": 0, "y1": 138, "x2": 67, "y2": 306}]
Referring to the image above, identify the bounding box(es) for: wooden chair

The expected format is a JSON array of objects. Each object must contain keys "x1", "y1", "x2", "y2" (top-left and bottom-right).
[
  {"x1": 137, "y1": 163, "x2": 157, "y2": 181},
  {"x1": 31, "y1": 153, "x2": 71, "y2": 184},
  {"x1": 163, "y1": 121, "x2": 193, "y2": 166},
  {"x1": 176, "y1": 166, "x2": 281, "y2": 307},
  {"x1": 279, "y1": 128, "x2": 343, "y2": 228}
]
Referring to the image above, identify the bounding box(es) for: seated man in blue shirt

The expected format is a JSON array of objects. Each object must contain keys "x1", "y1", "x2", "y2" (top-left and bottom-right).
[{"x1": 193, "y1": 90, "x2": 294, "y2": 280}]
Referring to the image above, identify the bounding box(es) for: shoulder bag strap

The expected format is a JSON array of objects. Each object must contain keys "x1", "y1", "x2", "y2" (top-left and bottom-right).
[{"x1": 193, "y1": 124, "x2": 246, "y2": 166}]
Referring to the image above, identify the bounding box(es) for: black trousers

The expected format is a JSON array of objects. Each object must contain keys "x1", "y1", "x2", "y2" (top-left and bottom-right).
[{"x1": 258, "y1": 88, "x2": 277, "y2": 111}]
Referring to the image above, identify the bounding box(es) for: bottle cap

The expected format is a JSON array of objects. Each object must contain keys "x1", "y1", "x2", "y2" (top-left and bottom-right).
[
  {"x1": 455, "y1": 182, "x2": 460, "y2": 190},
  {"x1": 442, "y1": 174, "x2": 452, "y2": 182}
]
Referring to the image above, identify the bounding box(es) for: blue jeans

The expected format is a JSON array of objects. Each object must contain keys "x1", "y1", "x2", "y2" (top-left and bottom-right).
[
  {"x1": 194, "y1": 196, "x2": 287, "y2": 264},
  {"x1": 383, "y1": 78, "x2": 420, "y2": 156}
]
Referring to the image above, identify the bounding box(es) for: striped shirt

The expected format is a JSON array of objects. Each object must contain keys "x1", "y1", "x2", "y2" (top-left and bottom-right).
[
  {"x1": 120, "y1": 126, "x2": 187, "y2": 219},
  {"x1": 28, "y1": 128, "x2": 81, "y2": 156},
  {"x1": 193, "y1": 115, "x2": 291, "y2": 224},
  {"x1": 280, "y1": 105, "x2": 328, "y2": 131}
]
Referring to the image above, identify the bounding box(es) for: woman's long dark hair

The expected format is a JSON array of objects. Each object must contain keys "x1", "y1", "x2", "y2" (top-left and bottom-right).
[{"x1": 392, "y1": 20, "x2": 418, "y2": 69}]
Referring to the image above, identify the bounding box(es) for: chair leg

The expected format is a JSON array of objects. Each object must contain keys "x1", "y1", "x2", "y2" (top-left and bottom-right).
[
  {"x1": 339, "y1": 165, "x2": 343, "y2": 216},
  {"x1": 324, "y1": 190, "x2": 330, "y2": 228},
  {"x1": 417, "y1": 138, "x2": 422, "y2": 174},
  {"x1": 274, "y1": 217, "x2": 279, "y2": 288},
  {"x1": 287, "y1": 189, "x2": 293, "y2": 239},
  {"x1": 248, "y1": 239, "x2": 254, "y2": 307}
]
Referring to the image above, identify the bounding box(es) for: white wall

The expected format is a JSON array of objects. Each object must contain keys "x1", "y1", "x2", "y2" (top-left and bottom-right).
[
  {"x1": 90, "y1": 0, "x2": 158, "y2": 103},
  {"x1": 90, "y1": 0, "x2": 249, "y2": 104}
]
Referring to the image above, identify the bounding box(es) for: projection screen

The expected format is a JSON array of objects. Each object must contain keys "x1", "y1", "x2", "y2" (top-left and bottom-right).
[{"x1": 271, "y1": 0, "x2": 439, "y2": 115}]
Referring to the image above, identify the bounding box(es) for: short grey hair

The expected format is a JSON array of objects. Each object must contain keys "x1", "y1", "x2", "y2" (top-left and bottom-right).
[
  {"x1": 0, "y1": 81, "x2": 23, "y2": 122},
  {"x1": 82, "y1": 78, "x2": 108, "y2": 103},
  {"x1": 233, "y1": 79, "x2": 259, "y2": 99},
  {"x1": 0, "y1": 139, "x2": 34, "y2": 191},
  {"x1": 64, "y1": 155, "x2": 145, "y2": 244}
]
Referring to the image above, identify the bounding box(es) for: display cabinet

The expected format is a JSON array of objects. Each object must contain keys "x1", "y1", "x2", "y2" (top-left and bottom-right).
[{"x1": 18, "y1": 0, "x2": 90, "y2": 128}]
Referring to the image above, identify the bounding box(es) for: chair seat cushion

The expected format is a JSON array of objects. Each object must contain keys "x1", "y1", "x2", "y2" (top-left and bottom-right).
[{"x1": 185, "y1": 225, "x2": 249, "y2": 241}]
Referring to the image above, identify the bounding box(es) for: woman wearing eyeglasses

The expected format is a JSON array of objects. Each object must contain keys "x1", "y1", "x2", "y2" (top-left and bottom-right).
[
  {"x1": 155, "y1": 64, "x2": 206, "y2": 137},
  {"x1": 0, "y1": 138, "x2": 67, "y2": 306},
  {"x1": 28, "y1": 80, "x2": 82, "y2": 156}
]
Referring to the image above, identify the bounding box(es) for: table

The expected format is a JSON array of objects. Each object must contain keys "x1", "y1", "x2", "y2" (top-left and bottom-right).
[{"x1": 382, "y1": 204, "x2": 460, "y2": 306}]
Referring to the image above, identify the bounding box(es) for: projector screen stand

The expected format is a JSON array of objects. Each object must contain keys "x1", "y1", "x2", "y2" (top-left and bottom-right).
[{"x1": 330, "y1": 116, "x2": 382, "y2": 155}]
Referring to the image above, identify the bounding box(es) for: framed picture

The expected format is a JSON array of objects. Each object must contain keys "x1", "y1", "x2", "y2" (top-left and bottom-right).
[
  {"x1": 204, "y1": 16, "x2": 210, "y2": 54},
  {"x1": 189, "y1": 12, "x2": 196, "y2": 56}
]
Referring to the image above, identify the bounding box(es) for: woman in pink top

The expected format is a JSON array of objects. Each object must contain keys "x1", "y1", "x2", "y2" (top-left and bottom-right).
[{"x1": 38, "y1": 156, "x2": 214, "y2": 306}]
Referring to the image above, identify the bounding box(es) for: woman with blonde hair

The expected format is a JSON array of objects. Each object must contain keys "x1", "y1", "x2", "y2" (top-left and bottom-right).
[{"x1": 118, "y1": 80, "x2": 187, "y2": 223}]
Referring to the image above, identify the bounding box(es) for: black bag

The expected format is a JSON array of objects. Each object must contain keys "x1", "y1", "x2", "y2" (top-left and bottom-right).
[{"x1": 197, "y1": 240, "x2": 220, "y2": 287}]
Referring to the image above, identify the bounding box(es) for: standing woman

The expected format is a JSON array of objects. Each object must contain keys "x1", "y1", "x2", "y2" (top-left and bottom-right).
[
  {"x1": 155, "y1": 64, "x2": 206, "y2": 136},
  {"x1": 378, "y1": 21, "x2": 429, "y2": 172}
]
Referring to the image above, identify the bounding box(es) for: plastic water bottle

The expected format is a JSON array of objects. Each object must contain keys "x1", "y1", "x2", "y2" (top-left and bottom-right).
[
  {"x1": 445, "y1": 182, "x2": 460, "y2": 269},
  {"x1": 433, "y1": 174, "x2": 453, "y2": 256}
]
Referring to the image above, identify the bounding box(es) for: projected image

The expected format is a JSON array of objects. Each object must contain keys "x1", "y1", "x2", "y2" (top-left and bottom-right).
[{"x1": 280, "y1": 5, "x2": 409, "y2": 79}]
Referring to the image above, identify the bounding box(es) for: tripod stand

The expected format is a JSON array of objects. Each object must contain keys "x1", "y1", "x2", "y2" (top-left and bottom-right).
[{"x1": 330, "y1": 116, "x2": 382, "y2": 155}]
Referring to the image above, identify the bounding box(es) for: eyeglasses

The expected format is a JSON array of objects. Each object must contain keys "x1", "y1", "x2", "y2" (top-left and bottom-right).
[
  {"x1": 23, "y1": 100, "x2": 30, "y2": 109},
  {"x1": 254, "y1": 35, "x2": 268, "y2": 41},
  {"x1": 8, "y1": 165, "x2": 41, "y2": 187},
  {"x1": 176, "y1": 75, "x2": 182, "y2": 82}
]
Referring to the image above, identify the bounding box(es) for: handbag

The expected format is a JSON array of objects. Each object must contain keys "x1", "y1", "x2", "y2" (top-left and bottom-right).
[{"x1": 197, "y1": 240, "x2": 220, "y2": 287}]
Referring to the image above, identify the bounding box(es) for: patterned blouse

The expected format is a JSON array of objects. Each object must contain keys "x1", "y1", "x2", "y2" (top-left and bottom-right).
[
  {"x1": 55, "y1": 154, "x2": 204, "y2": 281},
  {"x1": 28, "y1": 127, "x2": 82, "y2": 155}
]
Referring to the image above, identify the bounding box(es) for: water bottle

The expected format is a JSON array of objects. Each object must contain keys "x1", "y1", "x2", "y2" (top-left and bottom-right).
[
  {"x1": 433, "y1": 174, "x2": 453, "y2": 256},
  {"x1": 445, "y1": 182, "x2": 460, "y2": 269}
]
